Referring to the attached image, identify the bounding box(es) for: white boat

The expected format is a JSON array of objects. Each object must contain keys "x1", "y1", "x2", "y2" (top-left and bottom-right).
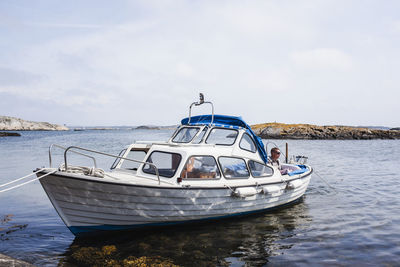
[{"x1": 36, "y1": 95, "x2": 312, "y2": 236}]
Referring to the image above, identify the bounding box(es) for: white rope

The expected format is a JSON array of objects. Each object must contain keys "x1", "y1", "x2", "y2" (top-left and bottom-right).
[
  {"x1": 0, "y1": 170, "x2": 57, "y2": 193},
  {"x1": 314, "y1": 170, "x2": 337, "y2": 193},
  {"x1": 0, "y1": 164, "x2": 104, "y2": 194},
  {"x1": 0, "y1": 168, "x2": 46, "y2": 188},
  {"x1": 58, "y1": 164, "x2": 105, "y2": 178},
  {"x1": 224, "y1": 184, "x2": 236, "y2": 195}
]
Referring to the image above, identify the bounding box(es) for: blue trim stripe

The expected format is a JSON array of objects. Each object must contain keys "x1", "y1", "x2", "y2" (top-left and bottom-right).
[
  {"x1": 187, "y1": 122, "x2": 242, "y2": 129},
  {"x1": 68, "y1": 196, "x2": 304, "y2": 236}
]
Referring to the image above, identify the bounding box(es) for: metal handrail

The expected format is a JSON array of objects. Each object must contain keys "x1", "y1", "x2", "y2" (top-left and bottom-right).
[
  {"x1": 63, "y1": 146, "x2": 161, "y2": 185},
  {"x1": 188, "y1": 93, "x2": 214, "y2": 125},
  {"x1": 49, "y1": 144, "x2": 97, "y2": 168}
]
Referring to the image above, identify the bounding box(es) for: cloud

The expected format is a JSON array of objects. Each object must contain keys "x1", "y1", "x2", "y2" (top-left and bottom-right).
[
  {"x1": 1, "y1": 1, "x2": 399, "y2": 126},
  {"x1": 27, "y1": 22, "x2": 104, "y2": 29},
  {"x1": 0, "y1": 67, "x2": 43, "y2": 86},
  {"x1": 176, "y1": 62, "x2": 195, "y2": 77},
  {"x1": 291, "y1": 48, "x2": 353, "y2": 70}
]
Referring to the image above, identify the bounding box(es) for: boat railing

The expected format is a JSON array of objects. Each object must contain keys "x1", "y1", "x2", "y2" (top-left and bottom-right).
[
  {"x1": 49, "y1": 144, "x2": 98, "y2": 168},
  {"x1": 134, "y1": 140, "x2": 168, "y2": 145},
  {"x1": 49, "y1": 144, "x2": 161, "y2": 185},
  {"x1": 188, "y1": 93, "x2": 214, "y2": 125},
  {"x1": 135, "y1": 141, "x2": 217, "y2": 147}
]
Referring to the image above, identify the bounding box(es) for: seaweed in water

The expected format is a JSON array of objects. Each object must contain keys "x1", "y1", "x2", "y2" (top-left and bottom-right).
[
  {"x1": 66, "y1": 245, "x2": 180, "y2": 267},
  {"x1": 0, "y1": 214, "x2": 28, "y2": 240},
  {"x1": 1, "y1": 214, "x2": 13, "y2": 224}
]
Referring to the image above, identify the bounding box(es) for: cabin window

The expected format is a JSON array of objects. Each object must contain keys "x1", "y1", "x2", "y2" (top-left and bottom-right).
[
  {"x1": 218, "y1": 157, "x2": 249, "y2": 178},
  {"x1": 205, "y1": 128, "x2": 238, "y2": 145},
  {"x1": 120, "y1": 150, "x2": 147, "y2": 170},
  {"x1": 248, "y1": 160, "x2": 274, "y2": 177},
  {"x1": 239, "y1": 133, "x2": 257, "y2": 153},
  {"x1": 181, "y1": 156, "x2": 220, "y2": 179},
  {"x1": 142, "y1": 151, "x2": 182, "y2": 178},
  {"x1": 172, "y1": 127, "x2": 200, "y2": 143},
  {"x1": 192, "y1": 127, "x2": 208, "y2": 144}
]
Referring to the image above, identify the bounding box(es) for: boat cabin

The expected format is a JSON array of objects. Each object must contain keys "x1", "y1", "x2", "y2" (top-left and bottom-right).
[{"x1": 113, "y1": 115, "x2": 278, "y2": 185}]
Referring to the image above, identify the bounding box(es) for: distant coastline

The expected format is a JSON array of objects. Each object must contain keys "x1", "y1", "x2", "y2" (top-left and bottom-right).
[
  {"x1": 0, "y1": 116, "x2": 68, "y2": 131},
  {"x1": 1, "y1": 116, "x2": 399, "y2": 139},
  {"x1": 251, "y1": 123, "x2": 400, "y2": 140},
  {"x1": 71, "y1": 125, "x2": 177, "y2": 131}
]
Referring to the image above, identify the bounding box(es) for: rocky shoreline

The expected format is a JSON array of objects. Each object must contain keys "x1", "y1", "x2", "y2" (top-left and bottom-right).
[
  {"x1": 1, "y1": 115, "x2": 398, "y2": 140},
  {"x1": 0, "y1": 116, "x2": 68, "y2": 131},
  {"x1": 0, "y1": 253, "x2": 34, "y2": 266},
  {"x1": 251, "y1": 123, "x2": 400, "y2": 140}
]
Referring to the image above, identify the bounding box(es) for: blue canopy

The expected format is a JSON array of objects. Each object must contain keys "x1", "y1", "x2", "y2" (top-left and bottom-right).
[{"x1": 181, "y1": 115, "x2": 269, "y2": 164}]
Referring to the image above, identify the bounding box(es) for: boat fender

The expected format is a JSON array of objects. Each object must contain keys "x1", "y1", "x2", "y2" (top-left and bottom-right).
[
  {"x1": 286, "y1": 179, "x2": 303, "y2": 190},
  {"x1": 232, "y1": 187, "x2": 258, "y2": 198},
  {"x1": 261, "y1": 185, "x2": 281, "y2": 194}
]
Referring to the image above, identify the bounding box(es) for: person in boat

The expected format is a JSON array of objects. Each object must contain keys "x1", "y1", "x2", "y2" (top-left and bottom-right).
[
  {"x1": 181, "y1": 157, "x2": 218, "y2": 179},
  {"x1": 181, "y1": 157, "x2": 196, "y2": 178},
  {"x1": 268, "y1": 147, "x2": 288, "y2": 175}
]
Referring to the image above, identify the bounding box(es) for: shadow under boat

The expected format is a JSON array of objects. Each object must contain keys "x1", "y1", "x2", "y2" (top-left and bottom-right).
[{"x1": 60, "y1": 196, "x2": 311, "y2": 266}]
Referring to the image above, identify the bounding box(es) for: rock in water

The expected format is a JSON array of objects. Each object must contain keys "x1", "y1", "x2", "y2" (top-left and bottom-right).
[
  {"x1": 0, "y1": 116, "x2": 68, "y2": 131},
  {"x1": 0, "y1": 253, "x2": 34, "y2": 266},
  {"x1": 0, "y1": 132, "x2": 21, "y2": 137}
]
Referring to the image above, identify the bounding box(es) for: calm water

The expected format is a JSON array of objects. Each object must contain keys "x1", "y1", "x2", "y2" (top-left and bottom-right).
[{"x1": 0, "y1": 130, "x2": 399, "y2": 266}]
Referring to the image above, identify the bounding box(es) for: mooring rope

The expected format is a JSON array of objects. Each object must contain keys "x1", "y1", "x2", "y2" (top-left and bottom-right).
[
  {"x1": 313, "y1": 170, "x2": 337, "y2": 193},
  {"x1": 0, "y1": 169, "x2": 57, "y2": 193},
  {"x1": 0, "y1": 168, "x2": 46, "y2": 188},
  {"x1": 224, "y1": 184, "x2": 236, "y2": 195}
]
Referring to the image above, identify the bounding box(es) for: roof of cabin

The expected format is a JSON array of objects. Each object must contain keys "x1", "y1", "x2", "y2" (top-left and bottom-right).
[
  {"x1": 181, "y1": 114, "x2": 247, "y2": 129},
  {"x1": 181, "y1": 114, "x2": 269, "y2": 163}
]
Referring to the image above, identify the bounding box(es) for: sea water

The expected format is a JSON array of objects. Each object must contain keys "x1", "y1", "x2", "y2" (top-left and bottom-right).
[{"x1": 0, "y1": 130, "x2": 399, "y2": 266}]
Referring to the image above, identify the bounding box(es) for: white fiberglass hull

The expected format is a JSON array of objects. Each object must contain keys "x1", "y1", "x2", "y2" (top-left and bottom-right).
[{"x1": 39, "y1": 171, "x2": 312, "y2": 236}]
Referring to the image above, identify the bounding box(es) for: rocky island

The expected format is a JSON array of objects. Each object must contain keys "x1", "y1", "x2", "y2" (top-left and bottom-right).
[
  {"x1": 0, "y1": 132, "x2": 21, "y2": 137},
  {"x1": 251, "y1": 123, "x2": 400, "y2": 140},
  {"x1": 0, "y1": 116, "x2": 68, "y2": 131}
]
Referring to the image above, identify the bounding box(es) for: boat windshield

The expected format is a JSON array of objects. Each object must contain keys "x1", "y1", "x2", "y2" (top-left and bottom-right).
[
  {"x1": 191, "y1": 127, "x2": 208, "y2": 144},
  {"x1": 172, "y1": 127, "x2": 200, "y2": 143},
  {"x1": 205, "y1": 128, "x2": 238, "y2": 145}
]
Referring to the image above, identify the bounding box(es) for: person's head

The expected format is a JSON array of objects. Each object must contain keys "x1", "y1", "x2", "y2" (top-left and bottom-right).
[{"x1": 270, "y1": 147, "x2": 281, "y2": 161}]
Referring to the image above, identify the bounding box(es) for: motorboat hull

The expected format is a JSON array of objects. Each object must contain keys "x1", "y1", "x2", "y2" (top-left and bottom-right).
[{"x1": 38, "y1": 170, "x2": 312, "y2": 236}]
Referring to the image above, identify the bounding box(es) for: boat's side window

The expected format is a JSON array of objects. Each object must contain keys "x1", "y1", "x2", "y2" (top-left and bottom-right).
[
  {"x1": 239, "y1": 133, "x2": 257, "y2": 153},
  {"x1": 205, "y1": 128, "x2": 238, "y2": 145},
  {"x1": 181, "y1": 156, "x2": 220, "y2": 179},
  {"x1": 172, "y1": 127, "x2": 200, "y2": 143},
  {"x1": 120, "y1": 150, "x2": 147, "y2": 171},
  {"x1": 248, "y1": 160, "x2": 274, "y2": 177},
  {"x1": 218, "y1": 157, "x2": 249, "y2": 178},
  {"x1": 143, "y1": 151, "x2": 182, "y2": 178}
]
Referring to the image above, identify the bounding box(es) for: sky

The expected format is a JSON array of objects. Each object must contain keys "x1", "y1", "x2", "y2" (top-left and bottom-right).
[{"x1": 0, "y1": 0, "x2": 399, "y2": 127}]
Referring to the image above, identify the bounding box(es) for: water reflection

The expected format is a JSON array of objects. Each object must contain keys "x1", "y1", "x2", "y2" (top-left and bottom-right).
[{"x1": 60, "y1": 198, "x2": 311, "y2": 266}]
